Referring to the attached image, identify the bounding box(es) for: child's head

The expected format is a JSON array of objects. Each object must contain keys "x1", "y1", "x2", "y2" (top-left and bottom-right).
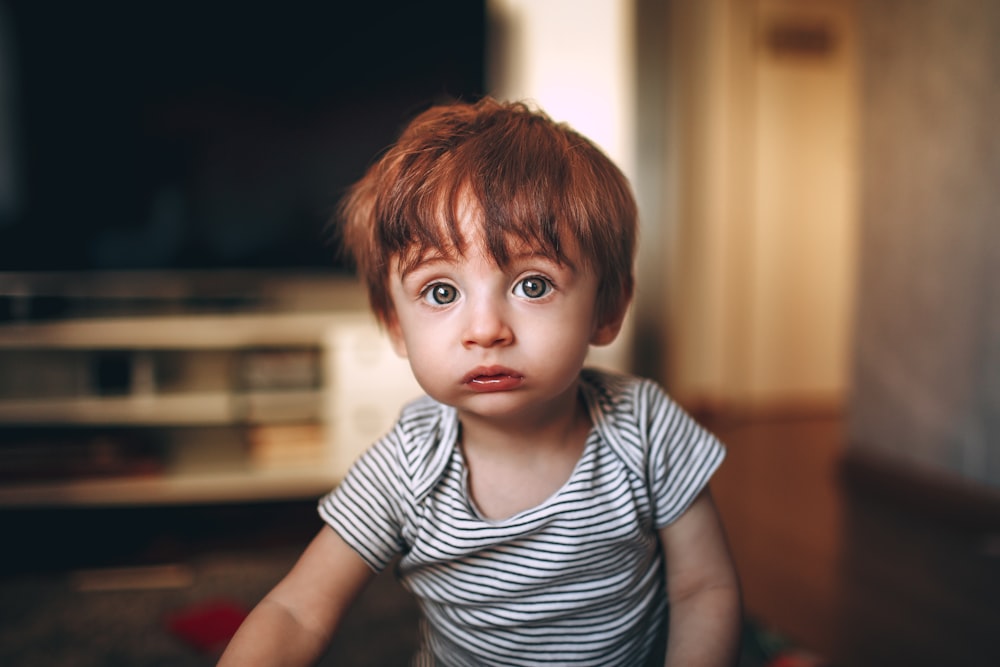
[{"x1": 337, "y1": 96, "x2": 637, "y2": 330}]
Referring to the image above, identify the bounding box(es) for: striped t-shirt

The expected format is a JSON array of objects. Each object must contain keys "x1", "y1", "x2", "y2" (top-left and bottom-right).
[{"x1": 319, "y1": 368, "x2": 725, "y2": 666}]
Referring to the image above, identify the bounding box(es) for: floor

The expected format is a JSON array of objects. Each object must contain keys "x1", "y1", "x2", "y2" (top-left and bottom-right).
[
  {"x1": 709, "y1": 414, "x2": 847, "y2": 661},
  {"x1": 707, "y1": 413, "x2": 1000, "y2": 667},
  {"x1": 0, "y1": 502, "x2": 421, "y2": 667},
  {"x1": 2, "y1": 414, "x2": 998, "y2": 666}
]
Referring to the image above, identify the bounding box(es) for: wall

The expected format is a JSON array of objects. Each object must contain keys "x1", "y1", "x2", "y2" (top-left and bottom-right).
[
  {"x1": 749, "y1": 1, "x2": 859, "y2": 406},
  {"x1": 849, "y1": 0, "x2": 1000, "y2": 487},
  {"x1": 641, "y1": 0, "x2": 860, "y2": 412}
]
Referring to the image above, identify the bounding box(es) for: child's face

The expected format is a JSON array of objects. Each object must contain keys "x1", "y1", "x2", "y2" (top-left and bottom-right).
[{"x1": 385, "y1": 208, "x2": 620, "y2": 425}]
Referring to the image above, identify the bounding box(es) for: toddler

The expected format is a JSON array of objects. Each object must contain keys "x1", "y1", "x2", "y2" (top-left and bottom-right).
[{"x1": 219, "y1": 97, "x2": 741, "y2": 666}]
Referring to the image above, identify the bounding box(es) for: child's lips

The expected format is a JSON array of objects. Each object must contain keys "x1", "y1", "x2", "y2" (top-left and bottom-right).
[{"x1": 463, "y1": 366, "x2": 524, "y2": 392}]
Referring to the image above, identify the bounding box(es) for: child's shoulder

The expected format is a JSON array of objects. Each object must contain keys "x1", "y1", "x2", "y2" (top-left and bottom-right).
[
  {"x1": 580, "y1": 367, "x2": 668, "y2": 409},
  {"x1": 391, "y1": 394, "x2": 458, "y2": 443},
  {"x1": 580, "y1": 367, "x2": 676, "y2": 441},
  {"x1": 580, "y1": 367, "x2": 697, "y2": 444},
  {"x1": 374, "y1": 394, "x2": 459, "y2": 496}
]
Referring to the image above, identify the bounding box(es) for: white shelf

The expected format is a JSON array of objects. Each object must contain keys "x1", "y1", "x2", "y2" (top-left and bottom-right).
[
  {"x1": 0, "y1": 390, "x2": 324, "y2": 426},
  {"x1": 0, "y1": 312, "x2": 372, "y2": 350},
  {"x1": 0, "y1": 300, "x2": 414, "y2": 509},
  {"x1": 0, "y1": 465, "x2": 341, "y2": 507},
  {"x1": 0, "y1": 392, "x2": 232, "y2": 425}
]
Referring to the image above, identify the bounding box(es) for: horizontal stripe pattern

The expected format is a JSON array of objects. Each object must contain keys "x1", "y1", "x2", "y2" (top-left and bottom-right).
[{"x1": 319, "y1": 369, "x2": 724, "y2": 666}]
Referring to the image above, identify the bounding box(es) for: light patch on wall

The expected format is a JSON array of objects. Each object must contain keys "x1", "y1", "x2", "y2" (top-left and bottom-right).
[{"x1": 486, "y1": 0, "x2": 635, "y2": 180}]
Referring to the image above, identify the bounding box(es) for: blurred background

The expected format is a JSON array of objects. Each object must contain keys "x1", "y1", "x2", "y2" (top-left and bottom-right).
[{"x1": 0, "y1": 0, "x2": 997, "y2": 666}]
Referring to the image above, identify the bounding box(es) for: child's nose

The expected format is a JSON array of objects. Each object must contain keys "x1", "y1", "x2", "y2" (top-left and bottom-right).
[{"x1": 462, "y1": 297, "x2": 514, "y2": 348}]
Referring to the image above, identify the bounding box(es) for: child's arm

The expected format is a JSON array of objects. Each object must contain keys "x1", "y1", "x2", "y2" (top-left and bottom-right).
[
  {"x1": 217, "y1": 525, "x2": 376, "y2": 666},
  {"x1": 659, "y1": 489, "x2": 742, "y2": 667}
]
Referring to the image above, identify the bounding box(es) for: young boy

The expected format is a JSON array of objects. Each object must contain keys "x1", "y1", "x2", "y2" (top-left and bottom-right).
[{"x1": 219, "y1": 97, "x2": 741, "y2": 666}]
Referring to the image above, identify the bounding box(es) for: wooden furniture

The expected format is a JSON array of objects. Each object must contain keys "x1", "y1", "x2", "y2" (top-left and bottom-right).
[{"x1": 0, "y1": 274, "x2": 421, "y2": 507}]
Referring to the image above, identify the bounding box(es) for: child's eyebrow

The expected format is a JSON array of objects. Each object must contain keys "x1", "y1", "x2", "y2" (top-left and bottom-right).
[
  {"x1": 396, "y1": 245, "x2": 576, "y2": 281},
  {"x1": 397, "y1": 250, "x2": 455, "y2": 280},
  {"x1": 509, "y1": 250, "x2": 560, "y2": 262},
  {"x1": 507, "y1": 249, "x2": 577, "y2": 271}
]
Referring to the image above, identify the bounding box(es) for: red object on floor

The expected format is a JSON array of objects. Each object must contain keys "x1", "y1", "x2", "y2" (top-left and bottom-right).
[
  {"x1": 766, "y1": 652, "x2": 832, "y2": 667},
  {"x1": 166, "y1": 599, "x2": 248, "y2": 654}
]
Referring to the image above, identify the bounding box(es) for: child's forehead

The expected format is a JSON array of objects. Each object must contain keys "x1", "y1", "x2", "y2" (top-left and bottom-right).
[
  {"x1": 395, "y1": 227, "x2": 560, "y2": 270},
  {"x1": 388, "y1": 186, "x2": 590, "y2": 277}
]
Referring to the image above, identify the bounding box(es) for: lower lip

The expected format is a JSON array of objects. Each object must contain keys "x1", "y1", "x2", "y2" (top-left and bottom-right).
[{"x1": 466, "y1": 374, "x2": 524, "y2": 392}]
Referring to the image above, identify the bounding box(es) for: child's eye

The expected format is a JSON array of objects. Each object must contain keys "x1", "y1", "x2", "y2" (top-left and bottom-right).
[
  {"x1": 422, "y1": 283, "x2": 459, "y2": 305},
  {"x1": 513, "y1": 276, "x2": 552, "y2": 299}
]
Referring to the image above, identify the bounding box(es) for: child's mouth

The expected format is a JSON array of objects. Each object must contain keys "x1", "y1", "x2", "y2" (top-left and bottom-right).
[{"x1": 464, "y1": 368, "x2": 524, "y2": 392}]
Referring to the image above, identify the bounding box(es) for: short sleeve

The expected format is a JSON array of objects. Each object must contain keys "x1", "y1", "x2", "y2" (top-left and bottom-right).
[
  {"x1": 638, "y1": 379, "x2": 726, "y2": 528},
  {"x1": 318, "y1": 434, "x2": 408, "y2": 571}
]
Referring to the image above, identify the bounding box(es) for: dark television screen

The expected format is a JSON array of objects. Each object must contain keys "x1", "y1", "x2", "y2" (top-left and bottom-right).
[{"x1": 0, "y1": 1, "x2": 486, "y2": 272}]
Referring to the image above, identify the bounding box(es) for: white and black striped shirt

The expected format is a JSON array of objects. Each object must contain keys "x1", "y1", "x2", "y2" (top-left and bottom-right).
[{"x1": 319, "y1": 368, "x2": 725, "y2": 666}]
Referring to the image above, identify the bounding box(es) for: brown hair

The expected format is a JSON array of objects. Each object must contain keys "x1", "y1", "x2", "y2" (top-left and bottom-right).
[{"x1": 336, "y1": 96, "x2": 637, "y2": 326}]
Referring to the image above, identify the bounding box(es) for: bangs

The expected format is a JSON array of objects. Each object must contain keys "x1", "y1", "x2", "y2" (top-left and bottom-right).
[
  {"x1": 384, "y1": 134, "x2": 575, "y2": 276},
  {"x1": 337, "y1": 97, "x2": 636, "y2": 325}
]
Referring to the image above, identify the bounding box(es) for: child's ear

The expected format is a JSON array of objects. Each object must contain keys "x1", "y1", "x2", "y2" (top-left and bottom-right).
[
  {"x1": 384, "y1": 314, "x2": 409, "y2": 359},
  {"x1": 591, "y1": 287, "x2": 632, "y2": 346},
  {"x1": 591, "y1": 304, "x2": 628, "y2": 347}
]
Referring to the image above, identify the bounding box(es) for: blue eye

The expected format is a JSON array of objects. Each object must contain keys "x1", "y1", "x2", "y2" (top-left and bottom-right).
[
  {"x1": 514, "y1": 276, "x2": 551, "y2": 299},
  {"x1": 423, "y1": 283, "x2": 458, "y2": 305}
]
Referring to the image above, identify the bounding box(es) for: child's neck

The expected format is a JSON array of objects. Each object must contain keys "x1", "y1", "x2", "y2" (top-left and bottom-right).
[{"x1": 457, "y1": 385, "x2": 592, "y2": 521}]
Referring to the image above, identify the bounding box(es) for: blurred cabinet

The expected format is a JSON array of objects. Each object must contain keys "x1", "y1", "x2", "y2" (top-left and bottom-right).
[{"x1": 0, "y1": 308, "x2": 421, "y2": 507}]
